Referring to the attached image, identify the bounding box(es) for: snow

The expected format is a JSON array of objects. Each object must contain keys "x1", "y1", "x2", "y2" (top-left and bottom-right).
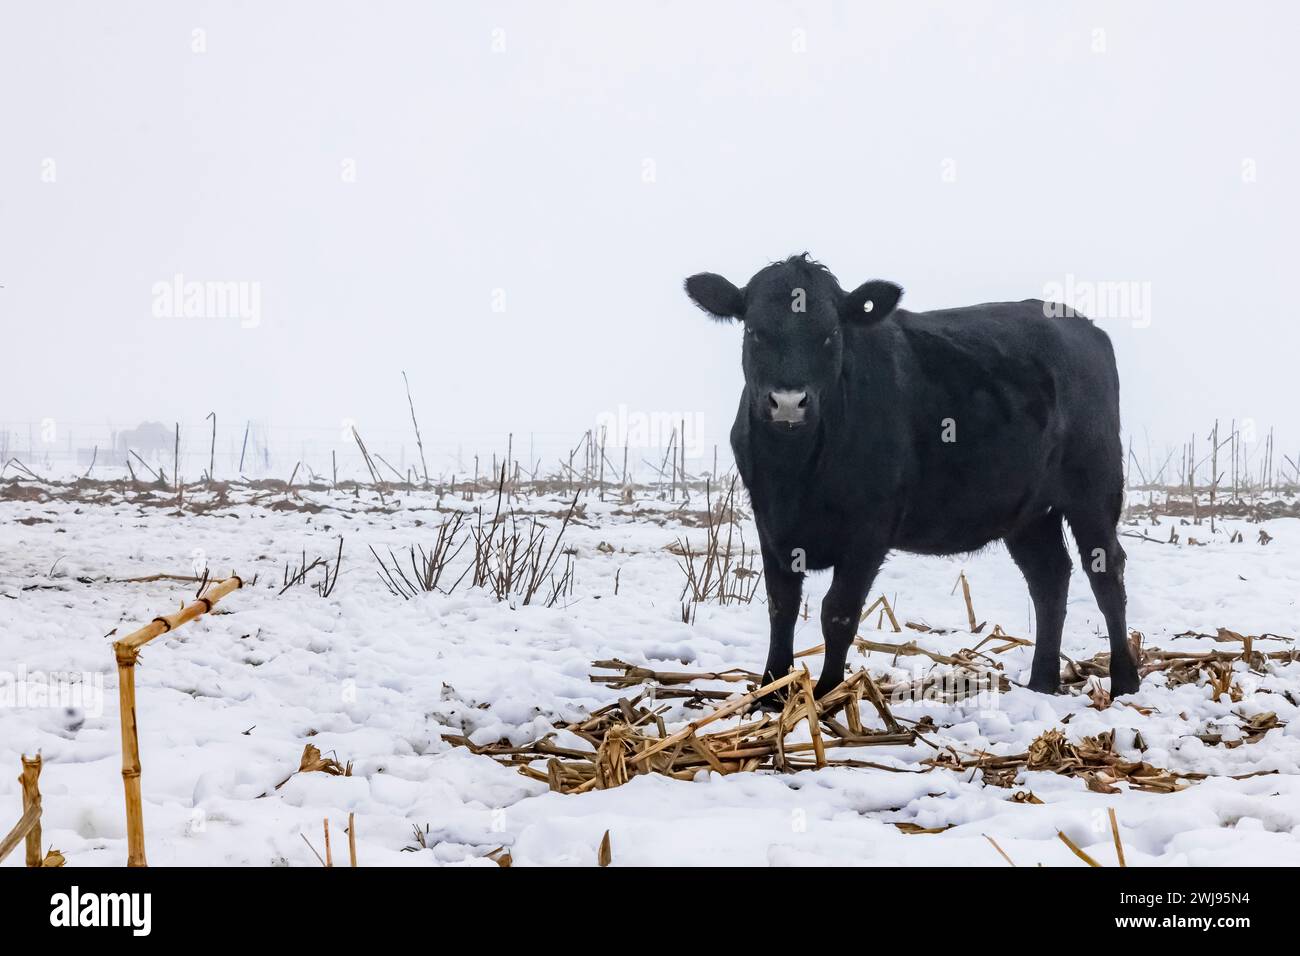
[{"x1": 2, "y1": 479, "x2": 1299, "y2": 867}]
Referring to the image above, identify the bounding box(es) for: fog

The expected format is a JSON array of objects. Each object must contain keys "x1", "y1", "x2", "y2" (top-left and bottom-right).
[{"x1": 2, "y1": 1, "x2": 1296, "y2": 470}]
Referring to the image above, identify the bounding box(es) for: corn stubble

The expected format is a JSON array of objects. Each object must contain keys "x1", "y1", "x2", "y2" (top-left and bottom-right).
[
  {"x1": 443, "y1": 620, "x2": 1290, "y2": 800},
  {"x1": 372, "y1": 467, "x2": 578, "y2": 607}
]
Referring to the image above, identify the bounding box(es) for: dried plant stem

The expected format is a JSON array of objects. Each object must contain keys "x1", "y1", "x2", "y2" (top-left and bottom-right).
[
  {"x1": 300, "y1": 832, "x2": 326, "y2": 867},
  {"x1": 351, "y1": 427, "x2": 387, "y2": 506},
  {"x1": 628, "y1": 669, "x2": 802, "y2": 767},
  {"x1": 114, "y1": 575, "x2": 243, "y2": 866},
  {"x1": 402, "y1": 371, "x2": 430, "y2": 487},
  {"x1": 20, "y1": 754, "x2": 42, "y2": 867},
  {"x1": 205, "y1": 411, "x2": 216, "y2": 482},
  {"x1": 117, "y1": 572, "x2": 209, "y2": 584},
  {"x1": 863, "y1": 593, "x2": 902, "y2": 632},
  {"x1": 348, "y1": 812, "x2": 357, "y2": 867},
  {"x1": 799, "y1": 668, "x2": 827, "y2": 768},
  {"x1": 958, "y1": 571, "x2": 978, "y2": 631},
  {"x1": 1057, "y1": 830, "x2": 1102, "y2": 867},
  {"x1": 114, "y1": 643, "x2": 147, "y2": 866},
  {"x1": 238, "y1": 421, "x2": 250, "y2": 474},
  {"x1": 1108, "y1": 808, "x2": 1126, "y2": 867},
  {"x1": 129, "y1": 449, "x2": 160, "y2": 482},
  {"x1": 984, "y1": 834, "x2": 1016, "y2": 867},
  {"x1": 0, "y1": 801, "x2": 41, "y2": 865}
]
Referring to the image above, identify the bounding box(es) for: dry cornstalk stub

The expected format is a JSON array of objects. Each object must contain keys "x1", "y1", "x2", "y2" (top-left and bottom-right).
[
  {"x1": 445, "y1": 664, "x2": 918, "y2": 794},
  {"x1": 113, "y1": 574, "x2": 243, "y2": 867},
  {"x1": 20, "y1": 754, "x2": 43, "y2": 867}
]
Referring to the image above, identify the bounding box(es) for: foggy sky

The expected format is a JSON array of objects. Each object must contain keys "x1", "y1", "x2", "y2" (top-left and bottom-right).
[{"x1": 3, "y1": 1, "x2": 1297, "y2": 466}]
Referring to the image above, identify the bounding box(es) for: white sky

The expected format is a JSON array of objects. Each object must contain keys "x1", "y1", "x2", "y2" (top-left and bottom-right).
[{"x1": 2, "y1": 1, "x2": 1297, "y2": 468}]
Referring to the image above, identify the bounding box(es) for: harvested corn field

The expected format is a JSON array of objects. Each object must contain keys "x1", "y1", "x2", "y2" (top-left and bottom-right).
[{"x1": 3, "y1": 473, "x2": 1299, "y2": 866}]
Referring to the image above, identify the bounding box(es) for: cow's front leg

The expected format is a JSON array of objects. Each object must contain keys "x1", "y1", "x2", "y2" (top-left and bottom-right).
[
  {"x1": 814, "y1": 550, "x2": 886, "y2": 698},
  {"x1": 757, "y1": 543, "x2": 804, "y2": 707}
]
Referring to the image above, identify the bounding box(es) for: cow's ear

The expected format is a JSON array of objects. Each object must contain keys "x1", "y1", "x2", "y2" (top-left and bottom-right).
[
  {"x1": 841, "y1": 280, "x2": 902, "y2": 325},
  {"x1": 684, "y1": 272, "x2": 745, "y2": 322}
]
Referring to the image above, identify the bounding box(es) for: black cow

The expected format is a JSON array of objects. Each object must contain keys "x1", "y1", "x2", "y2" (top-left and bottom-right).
[{"x1": 684, "y1": 254, "x2": 1139, "y2": 701}]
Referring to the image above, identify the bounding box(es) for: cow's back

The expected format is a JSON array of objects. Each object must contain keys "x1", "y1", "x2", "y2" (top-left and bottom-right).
[{"x1": 871, "y1": 300, "x2": 1120, "y2": 552}]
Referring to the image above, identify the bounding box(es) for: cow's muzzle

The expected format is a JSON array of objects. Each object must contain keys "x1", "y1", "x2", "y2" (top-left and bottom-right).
[{"x1": 767, "y1": 390, "x2": 810, "y2": 426}]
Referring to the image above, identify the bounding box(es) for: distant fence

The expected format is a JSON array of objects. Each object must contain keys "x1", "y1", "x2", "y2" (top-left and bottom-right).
[
  {"x1": 0, "y1": 419, "x2": 736, "y2": 487},
  {"x1": 3, "y1": 418, "x2": 1297, "y2": 493}
]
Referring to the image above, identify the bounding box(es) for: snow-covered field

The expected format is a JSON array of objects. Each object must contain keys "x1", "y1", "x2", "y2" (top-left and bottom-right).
[{"x1": 2, "y1": 478, "x2": 1298, "y2": 867}]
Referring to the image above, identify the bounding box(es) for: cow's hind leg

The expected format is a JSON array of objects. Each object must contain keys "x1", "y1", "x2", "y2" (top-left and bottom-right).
[
  {"x1": 1005, "y1": 510, "x2": 1072, "y2": 694},
  {"x1": 1066, "y1": 506, "x2": 1140, "y2": 696}
]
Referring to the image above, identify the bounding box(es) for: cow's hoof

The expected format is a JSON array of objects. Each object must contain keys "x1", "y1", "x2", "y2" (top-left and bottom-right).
[
  {"x1": 1027, "y1": 677, "x2": 1061, "y2": 695},
  {"x1": 1109, "y1": 672, "x2": 1141, "y2": 697}
]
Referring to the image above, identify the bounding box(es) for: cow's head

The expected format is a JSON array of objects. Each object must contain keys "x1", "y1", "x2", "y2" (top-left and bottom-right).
[{"x1": 684, "y1": 254, "x2": 901, "y2": 430}]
